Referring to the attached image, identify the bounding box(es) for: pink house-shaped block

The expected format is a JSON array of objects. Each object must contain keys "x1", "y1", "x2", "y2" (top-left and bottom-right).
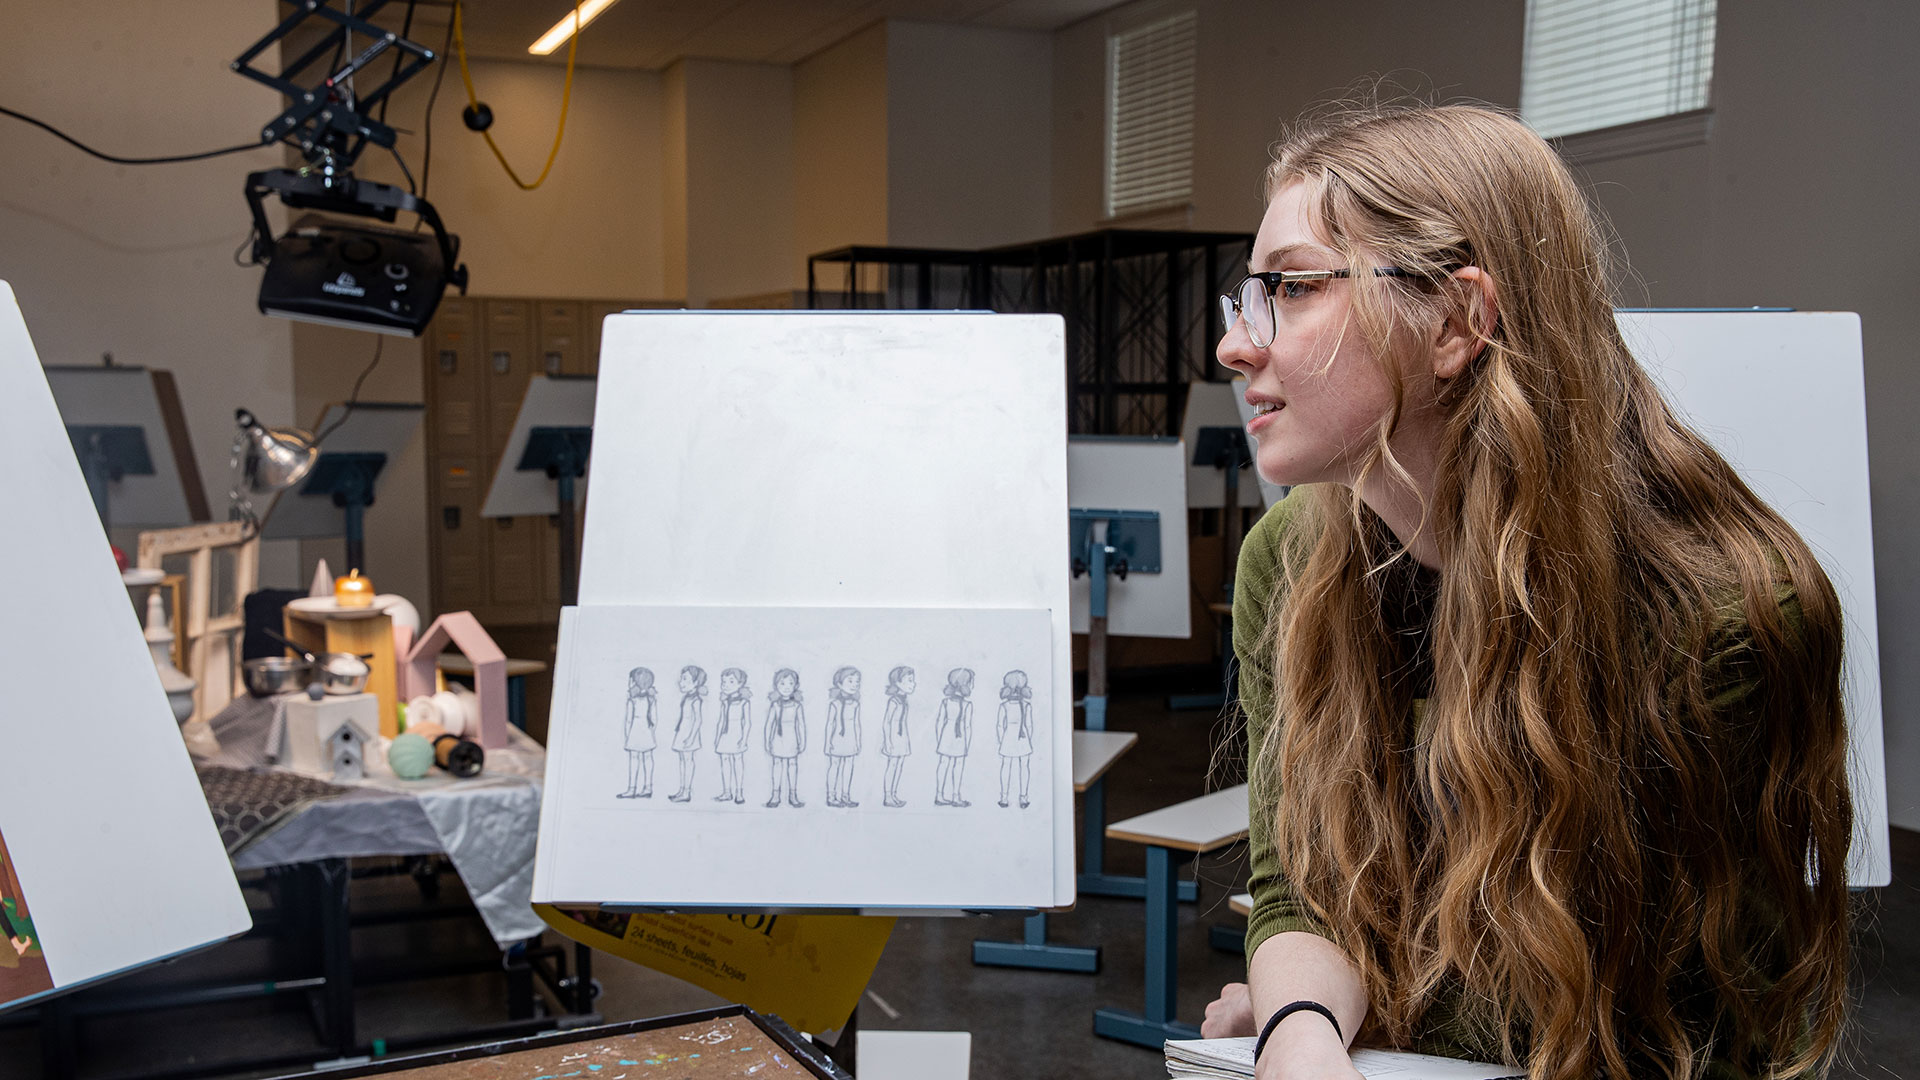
[{"x1": 401, "y1": 611, "x2": 509, "y2": 750}]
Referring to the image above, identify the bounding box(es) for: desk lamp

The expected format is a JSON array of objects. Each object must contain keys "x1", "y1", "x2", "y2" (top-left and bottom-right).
[{"x1": 230, "y1": 408, "x2": 317, "y2": 532}]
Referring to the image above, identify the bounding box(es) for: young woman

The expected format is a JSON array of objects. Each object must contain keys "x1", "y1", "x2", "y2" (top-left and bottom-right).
[
  {"x1": 618, "y1": 666, "x2": 657, "y2": 799},
  {"x1": 880, "y1": 665, "x2": 916, "y2": 808},
  {"x1": 1203, "y1": 103, "x2": 1851, "y2": 1080},
  {"x1": 667, "y1": 665, "x2": 706, "y2": 802},
  {"x1": 712, "y1": 667, "x2": 752, "y2": 804}
]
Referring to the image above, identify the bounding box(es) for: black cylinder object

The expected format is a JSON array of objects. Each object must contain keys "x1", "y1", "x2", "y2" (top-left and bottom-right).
[{"x1": 433, "y1": 734, "x2": 485, "y2": 778}]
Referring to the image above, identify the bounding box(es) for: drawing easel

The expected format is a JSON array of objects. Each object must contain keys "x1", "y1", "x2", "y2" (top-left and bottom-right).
[
  {"x1": 43, "y1": 365, "x2": 209, "y2": 537},
  {"x1": 482, "y1": 375, "x2": 595, "y2": 606},
  {"x1": 1167, "y1": 424, "x2": 1254, "y2": 711},
  {"x1": 262, "y1": 401, "x2": 423, "y2": 573}
]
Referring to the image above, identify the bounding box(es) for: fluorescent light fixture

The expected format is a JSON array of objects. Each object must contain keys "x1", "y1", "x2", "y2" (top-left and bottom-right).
[{"x1": 528, "y1": 0, "x2": 621, "y2": 56}]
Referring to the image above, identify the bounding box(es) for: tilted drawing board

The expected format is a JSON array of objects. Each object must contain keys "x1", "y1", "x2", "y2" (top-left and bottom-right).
[
  {"x1": 262, "y1": 402, "x2": 423, "y2": 539},
  {"x1": 1181, "y1": 380, "x2": 1265, "y2": 508},
  {"x1": 1621, "y1": 310, "x2": 1887, "y2": 887},
  {"x1": 536, "y1": 311, "x2": 1073, "y2": 910},
  {"x1": 0, "y1": 283, "x2": 251, "y2": 1011},
  {"x1": 481, "y1": 375, "x2": 597, "y2": 518},
  {"x1": 43, "y1": 364, "x2": 210, "y2": 528},
  {"x1": 1067, "y1": 437, "x2": 1193, "y2": 639}
]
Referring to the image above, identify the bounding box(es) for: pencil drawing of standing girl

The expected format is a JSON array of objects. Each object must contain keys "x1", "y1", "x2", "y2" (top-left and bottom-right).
[
  {"x1": 619, "y1": 667, "x2": 656, "y2": 799},
  {"x1": 824, "y1": 666, "x2": 864, "y2": 807},
  {"x1": 880, "y1": 665, "x2": 915, "y2": 807},
  {"x1": 997, "y1": 670, "x2": 1034, "y2": 808},
  {"x1": 668, "y1": 665, "x2": 706, "y2": 802},
  {"x1": 933, "y1": 667, "x2": 975, "y2": 807},
  {"x1": 713, "y1": 667, "x2": 751, "y2": 804},
  {"x1": 763, "y1": 668, "x2": 806, "y2": 808}
]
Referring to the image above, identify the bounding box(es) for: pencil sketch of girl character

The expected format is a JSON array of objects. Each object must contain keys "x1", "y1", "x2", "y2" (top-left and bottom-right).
[
  {"x1": 619, "y1": 667, "x2": 657, "y2": 799},
  {"x1": 880, "y1": 666, "x2": 915, "y2": 807},
  {"x1": 712, "y1": 668, "x2": 751, "y2": 804},
  {"x1": 933, "y1": 667, "x2": 976, "y2": 807},
  {"x1": 997, "y1": 670, "x2": 1035, "y2": 808},
  {"x1": 668, "y1": 665, "x2": 707, "y2": 802},
  {"x1": 763, "y1": 668, "x2": 806, "y2": 808},
  {"x1": 824, "y1": 666, "x2": 863, "y2": 807}
]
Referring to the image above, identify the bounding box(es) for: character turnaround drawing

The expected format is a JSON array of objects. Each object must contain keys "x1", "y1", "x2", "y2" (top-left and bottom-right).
[
  {"x1": 823, "y1": 666, "x2": 864, "y2": 807},
  {"x1": 669, "y1": 665, "x2": 707, "y2": 802},
  {"x1": 880, "y1": 665, "x2": 915, "y2": 808},
  {"x1": 619, "y1": 667, "x2": 658, "y2": 799},
  {"x1": 763, "y1": 668, "x2": 807, "y2": 808},
  {"x1": 713, "y1": 668, "x2": 752, "y2": 804},
  {"x1": 933, "y1": 667, "x2": 976, "y2": 807},
  {"x1": 997, "y1": 670, "x2": 1035, "y2": 808}
]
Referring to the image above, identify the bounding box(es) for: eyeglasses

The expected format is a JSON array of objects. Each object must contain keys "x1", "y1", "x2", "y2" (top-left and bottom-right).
[{"x1": 1220, "y1": 268, "x2": 1418, "y2": 349}]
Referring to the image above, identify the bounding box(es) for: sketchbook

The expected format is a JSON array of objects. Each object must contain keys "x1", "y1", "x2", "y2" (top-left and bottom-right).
[
  {"x1": 0, "y1": 283, "x2": 251, "y2": 1011},
  {"x1": 1165, "y1": 1038, "x2": 1520, "y2": 1080},
  {"x1": 534, "y1": 311, "x2": 1073, "y2": 910}
]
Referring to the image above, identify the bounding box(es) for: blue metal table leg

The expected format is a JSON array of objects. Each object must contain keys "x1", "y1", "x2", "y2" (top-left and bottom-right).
[
  {"x1": 971, "y1": 911, "x2": 1101, "y2": 973},
  {"x1": 1094, "y1": 844, "x2": 1202, "y2": 1047},
  {"x1": 1078, "y1": 776, "x2": 1199, "y2": 902}
]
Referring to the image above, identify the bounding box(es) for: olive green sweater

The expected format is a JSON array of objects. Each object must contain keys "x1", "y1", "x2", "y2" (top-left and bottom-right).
[{"x1": 1234, "y1": 488, "x2": 1796, "y2": 1073}]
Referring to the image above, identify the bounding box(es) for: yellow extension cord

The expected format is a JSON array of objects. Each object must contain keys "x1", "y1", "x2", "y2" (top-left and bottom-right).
[{"x1": 450, "y1": 0, "x2": 579, "y2": 191}]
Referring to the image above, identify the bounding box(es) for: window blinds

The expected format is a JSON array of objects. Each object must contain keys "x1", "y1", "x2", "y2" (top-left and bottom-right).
[
  {"x1": 1107, "y1": 11, "x2": 1196, "y2": 217},
  {"x1": 1521, "y1": 0, "x2": 1716, "y2": 140}
]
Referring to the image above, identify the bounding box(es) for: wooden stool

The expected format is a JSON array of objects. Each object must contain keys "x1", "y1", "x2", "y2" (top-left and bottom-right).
[
  {"x1": 972, "y1": 730, "x2": 1138, "y2": 973},
  {"x1": 1094, "y1": 785, "x2": 1250, "y2": 1048}
]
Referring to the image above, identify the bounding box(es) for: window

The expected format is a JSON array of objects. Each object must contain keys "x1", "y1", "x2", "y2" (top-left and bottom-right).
[
  {"x1": 1521, "y1": 0, "x2": 1717, "y2": 140},
  {"x1": 1106, "y1": 10, "x2": 1196, "y2": 218}
]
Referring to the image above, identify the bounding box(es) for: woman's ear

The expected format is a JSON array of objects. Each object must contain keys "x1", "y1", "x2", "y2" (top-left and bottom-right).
[{"x1": 1431, "y1": 266, "x2": 1498, "y2": 381}]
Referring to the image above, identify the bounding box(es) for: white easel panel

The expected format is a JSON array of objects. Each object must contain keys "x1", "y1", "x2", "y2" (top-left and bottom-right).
[
  {"x1": 1067, "y1": 437, "x2": 1192, "y2": 639},
  {"x1": 1621, "y1": 310, "x2": 1887, "y2": 887},
  {"x1": 0, "y1": 283, "x2": 250, "y2": 1010},
  {"x1": 571, "y1": 311, "x2": 1073, "y2": 905},
  {"x1": 536, "y1": 605, "x2": 1056, "y2": 909},
  {"x1": 482, "y1": 375, "x2": 597, "y2": 519}
]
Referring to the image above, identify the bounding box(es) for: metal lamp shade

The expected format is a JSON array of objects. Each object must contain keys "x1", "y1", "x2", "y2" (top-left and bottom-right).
[{"x1": 234, "y1": 408, "x2": 317, "y2": 495}]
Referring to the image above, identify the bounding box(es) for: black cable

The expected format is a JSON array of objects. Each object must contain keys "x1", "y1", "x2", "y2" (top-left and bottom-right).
[
  {"x1": 388, "y1": 143, "x2": 417, "y2": 194},
  {"x1": 0, "y1": 106, "x2": 266, "y2": 165},
  {"x1": 418, "y1": 6, "x2": 456, "y2": 209},
  {"x1": 378, "y1": 0, "x2": 419, "y2": 127},
  {"x1": 315, "y1": 336, "x2": 386, "y2": 445}
]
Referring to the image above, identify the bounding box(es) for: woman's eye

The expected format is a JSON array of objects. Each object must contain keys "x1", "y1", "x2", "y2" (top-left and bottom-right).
[{"x1": 1279, "y1": 280, "x2": 1313, "y2": 300}]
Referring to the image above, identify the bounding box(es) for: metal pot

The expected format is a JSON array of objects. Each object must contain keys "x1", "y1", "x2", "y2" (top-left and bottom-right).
[
  {"x1": 243, "y1": 656, "x2": 311, "y2": 697},
  {"x1": 314, "y1": 652, "x2": 371, "y2": 696}
]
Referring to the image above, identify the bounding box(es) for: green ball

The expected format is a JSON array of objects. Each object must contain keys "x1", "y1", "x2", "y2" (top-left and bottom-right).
[{"x1": 388, "y1": 733, "x2": 435, "y2": 779}]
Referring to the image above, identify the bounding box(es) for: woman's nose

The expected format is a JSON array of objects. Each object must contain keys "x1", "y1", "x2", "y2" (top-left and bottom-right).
[{"x1": 1216, "y1": 315, "x2": 1264, "y2": 374}]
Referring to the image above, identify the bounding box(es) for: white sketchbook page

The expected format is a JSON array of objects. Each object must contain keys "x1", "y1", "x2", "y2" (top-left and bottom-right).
[
  {"x1": 1620, "y1": 311, "x2": 1887, "y2": 886},
  {"x1": 0, "y1": 283, "x2": 251, "y2": 1002},
  {"x1": 1065, "y1": 438, "x2": 1193, "y2": 639},
  {"x1": 566, "y1": 311, "x2": 1073, "y2": 905},
  {"x1": 537, "y1": 605, "x2": 1055, "y2": 908},
  {"x1": 1166, "y1": 1039, "x2": 1518, "y2": 1080}
]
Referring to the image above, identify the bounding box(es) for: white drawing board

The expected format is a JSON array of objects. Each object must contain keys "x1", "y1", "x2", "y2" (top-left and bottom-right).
[
  {"x1": 1622, "y1": 310, "x2": 1887, "y2": 887},
  {"x1": 482, "y1": 375, "x2": 598, "y2": 519},
  {"x1": 541, "y1": 605, "x2": 1056, "y2": 908},
  {"x1": 43, "y1": 365, "x2": 208, "y2": 527},
  {"x1": 262, "y1": 402, "x2": 423, "y2": 540},
  {"x1": 0, "y1": 283, "x2": 251, "y2": 1011},
  {"x1": 541, "y1": 310, "x2": 1073, "y2": 908},
  {"x1": 1066, "y1": 437, "x2": 1193, "y2": 639},
  {"x1": 1181, "y1": 380, "x2": 1266, "y2": 508},
  {"x1": 1227, "y1": 377, "x2": 1287, "y2": 508}
]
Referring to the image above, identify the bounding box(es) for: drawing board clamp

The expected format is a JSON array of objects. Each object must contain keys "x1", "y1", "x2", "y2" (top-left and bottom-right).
[
  {"x1": 536, "y1": 311, "x2": 1073, "y2": 912},
  {"x1": 44, "y1": 364, "x2": 210, "y2": 532},
  {"x1": 0, "y1": 282, "x2": 251, "y2": 1012}
]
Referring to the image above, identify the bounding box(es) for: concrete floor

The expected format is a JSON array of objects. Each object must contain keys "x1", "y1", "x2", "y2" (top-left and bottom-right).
[{"x1": 0, "y1": 684, "x2": 1912, "y2": 1079}]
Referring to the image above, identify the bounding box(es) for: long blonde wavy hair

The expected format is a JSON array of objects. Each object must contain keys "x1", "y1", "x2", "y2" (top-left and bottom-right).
[{"x1": 1253, "y1": 103, "x2": 1851, "y2": 1080}]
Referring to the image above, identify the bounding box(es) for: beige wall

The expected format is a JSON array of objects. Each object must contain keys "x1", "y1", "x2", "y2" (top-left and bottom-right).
[
  {"x1": 0, "y1": 0, "x2": 300, "y2": 582},
  {"x1": 673, "y1": 59, "x2": 796, "y2": 306},
  {"x1": 885, "y1": 21, "x2": 1053, "y2": 250},
  {"x1": 793, "y1": 23, "x2": 890, "y2": 289}
]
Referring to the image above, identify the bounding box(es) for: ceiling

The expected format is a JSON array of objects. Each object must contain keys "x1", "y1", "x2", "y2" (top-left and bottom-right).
[{"x1": 337, "y1": 0, "x2": 1122, "y2": 71}]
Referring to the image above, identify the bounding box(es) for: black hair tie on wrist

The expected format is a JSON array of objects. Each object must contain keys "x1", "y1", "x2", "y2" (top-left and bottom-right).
[{"x1": 1254, "y1": 1000, "x2": 1344, "y2": 1063}]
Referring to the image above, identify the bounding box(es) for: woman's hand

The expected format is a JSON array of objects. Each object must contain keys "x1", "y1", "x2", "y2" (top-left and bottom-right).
[
  {"x1": 1254, "y1": 1015, "x2": 1364, "y2": 1080},
  {"x1": 1202, "y1": 982, "x2": 1257, "y2": 1037}
]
